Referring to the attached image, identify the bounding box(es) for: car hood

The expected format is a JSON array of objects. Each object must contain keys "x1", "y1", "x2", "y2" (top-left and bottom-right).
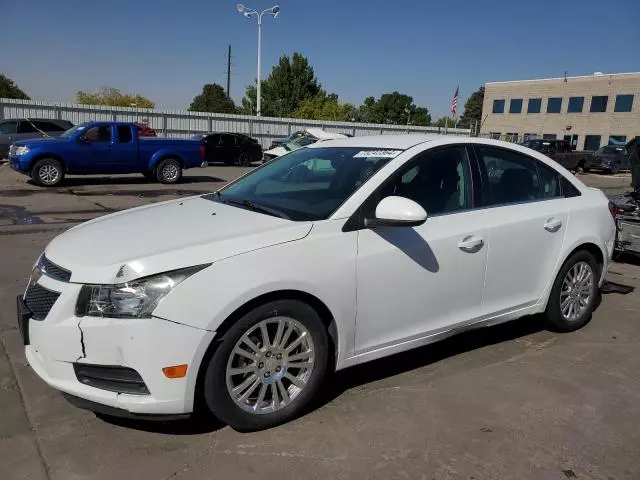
[
  {"x1": 44, "y1": 196, "x2": 312, "y2": 284},
  {"x1": 15, "y1": 137, "x2": 66, "y2": 147},
  {"x1": 264, "y1": 146, "x2": 289, "y2": 157}
]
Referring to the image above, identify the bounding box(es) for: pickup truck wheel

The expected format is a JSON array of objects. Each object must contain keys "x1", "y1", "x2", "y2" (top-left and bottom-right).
[
  {"x1": 156, "y1": 158, "x2": 182, "y2": 184},
  {"x1": 31, "y1": 158, "x2": 64, "y2": 187}
]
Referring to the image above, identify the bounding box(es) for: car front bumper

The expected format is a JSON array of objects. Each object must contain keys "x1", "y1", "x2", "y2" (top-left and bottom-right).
[
  {"x1": 20, "y1": 273, "x2": 215, "y2": 415},
  {"x1": 9, "y1": 155, "x2": 29, "y2": 173}
]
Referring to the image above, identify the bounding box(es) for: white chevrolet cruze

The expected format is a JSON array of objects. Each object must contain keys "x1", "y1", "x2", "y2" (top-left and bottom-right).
[{"x1": 19, "y1": 135, "x2": 616, "y2": 431}]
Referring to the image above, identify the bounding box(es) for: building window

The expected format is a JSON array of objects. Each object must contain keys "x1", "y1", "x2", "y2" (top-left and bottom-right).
[
  {"x1": 614, "y1": 94, "x2": 634, "y2": 112},
  {"x1": 523, "y1": 133, "x2": 536, "y2": 141},
  {"x1": 590, "y1": 96, "x2": 608, "y2": 113},
  {"x1": 609, "y1": 135, "x2": 627, "y2": 146},
  {"x1": 506, "y1": 132, "x2": 519, "y2": 142},
  {"x1": 584, "y1": 135, "x2": 601, "y2": 151},
  {"x1": 509, "y1": 99, "x2": 522, "y2": 114},
  {"x1": 567, "y1": 97, "x2": 584, "y2": 113},
  {"x1": 564, "y1": 134, "x2": 579, "y2": 150},
  {"x1": 492, "y1": 100, "x2": 505, "y2": 114},
  {"x1": 527, "y1": 98, "x2": 542, "y2": 113},
  {"x1": 489, "y1": 132, "x2": 501, "y2": 139},
  {"x1": 547, "y1": 97, "x2": 562, "y2": 113},
  {"x1": 543, "y1": 134, "x2": 557, "y2": 140}
]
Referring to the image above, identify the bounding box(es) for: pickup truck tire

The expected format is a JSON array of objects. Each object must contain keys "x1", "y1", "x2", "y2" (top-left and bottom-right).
[
  {"x1": 156, "y1": 158, "x2": 182, "y2": 184},
  {"x1": 238, "y1": 152, "x2": 250, "y2": 166},
  {"x1": 31, "y1": 158, "x2": 65, "y2": 187}
]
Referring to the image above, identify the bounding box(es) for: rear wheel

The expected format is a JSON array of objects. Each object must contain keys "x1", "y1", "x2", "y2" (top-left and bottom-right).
[
  {"x1": 238, "y1": 152, "x2": 250, "y2": 166},
  {"x1": 156, "y1": 158, "x2": 182, "y2": 184},
  {"x1": 545, "y1": 250, "x2": 599, "y2": 332},
  {"x1": 203, "y1": 299, "x2": 329, "y2": 431},
  {"x1": 30, "y1": 158, "x2": 64, "y2": 187}
]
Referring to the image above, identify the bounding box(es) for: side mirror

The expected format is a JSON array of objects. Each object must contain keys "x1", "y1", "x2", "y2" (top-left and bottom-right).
[{"x1": 365, "y1": 196, "x2": 427, "y2": 228}]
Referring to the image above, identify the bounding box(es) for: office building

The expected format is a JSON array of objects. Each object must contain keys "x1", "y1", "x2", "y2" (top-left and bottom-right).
[{"x1": 480, "y1": 72, "x2": 640, "y2": 150}]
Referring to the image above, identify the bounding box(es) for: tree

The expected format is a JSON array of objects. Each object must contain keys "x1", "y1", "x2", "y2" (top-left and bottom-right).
[
  {"x1": 457, "y1": 86, "x2": 484, "y2": 130},
  {"x1": 189, "y1": 83, "x2": 236, "y2": 113},
  {"x1": 293, "y1": 92, "x2": 355, "y2": 121},
  {"x1": 433, "y1": 116, "x2": 457, "y2": 128},
  {"x1": 0, "y1": 74, "x2": 30, "y2": 100},
  {"x1": 357, "y1": 92, "x2": 431, "y2": 126},
  {"x1": 76, "y1": 87, "x2": 155, "y2": 108},
  {"x1": 241, "y1": 52, "x2": 322, "y2": 117}
]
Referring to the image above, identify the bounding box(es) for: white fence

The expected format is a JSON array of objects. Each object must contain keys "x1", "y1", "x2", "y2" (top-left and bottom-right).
[{"x1": 0, "y1": 98, "x2": 471, "y2": 148}]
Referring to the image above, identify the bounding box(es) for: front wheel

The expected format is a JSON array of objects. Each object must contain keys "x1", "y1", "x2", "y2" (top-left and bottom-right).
[
  {"x1": 203, "y1": 300, "x2": 329, "y2": 431},
  {"x1": 30, "y1": 158, "x2": 65, "y2": 187},
  {"x1": 156, "y1": 158, "x2": 182, "y2": 184},
  {"x1": 545, "y1": 250, "x2": 599, "y2": 332}
]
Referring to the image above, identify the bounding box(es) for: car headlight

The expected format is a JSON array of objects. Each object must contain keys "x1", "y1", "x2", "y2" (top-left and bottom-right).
[
  {"x1": 12, "y1": 146, "x2": 30, "y2": 156},
  {"x1": 75, "y1": 265, "x2": 208, "y2": 318}
]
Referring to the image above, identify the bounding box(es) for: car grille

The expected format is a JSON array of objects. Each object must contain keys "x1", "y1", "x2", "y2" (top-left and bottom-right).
[
  {"x1": 41, "y1": 255, "x2": 72, "y2": 282},
  {"x1": 24, "y1": 283, "x2": 61, "y2": 321},
  {"x1": 73, "y1": 364, "x2": 150, "y2": 395}
]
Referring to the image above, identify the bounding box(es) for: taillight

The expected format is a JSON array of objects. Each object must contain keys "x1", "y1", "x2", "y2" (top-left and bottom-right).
[
  {"x1": 608, "y1": 201, "x2": 617, "y2": 220},
  {"x1": 199, "y1": 144, "x2": 205, "y2": 160}
]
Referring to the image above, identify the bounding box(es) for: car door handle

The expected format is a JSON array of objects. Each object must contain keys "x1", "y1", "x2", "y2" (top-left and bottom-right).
[
  {"x1": 458, "y1": 236, "x2": 484, "y2": 253},
  {"x1": 544, "y1": 218, "x2": 562, "y2": 232}
]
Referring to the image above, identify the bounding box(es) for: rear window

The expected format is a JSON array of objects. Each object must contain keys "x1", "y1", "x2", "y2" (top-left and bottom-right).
[{"x1": 0, "y1": 121, "x2": 17, "y2": 134}]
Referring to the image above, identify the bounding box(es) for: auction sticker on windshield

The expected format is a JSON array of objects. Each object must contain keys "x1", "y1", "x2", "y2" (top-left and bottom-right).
[{"x1": 353, "y1": 150, "x2": 403, "y2": 158}]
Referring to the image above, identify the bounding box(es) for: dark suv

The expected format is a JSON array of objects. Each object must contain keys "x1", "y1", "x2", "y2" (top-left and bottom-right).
[
  {"x1": 0, "y1": 118, "x2": 73, "y2": 158},
  {"x1": 520, "y1": 139, "x2": 592, "y2": 171}
]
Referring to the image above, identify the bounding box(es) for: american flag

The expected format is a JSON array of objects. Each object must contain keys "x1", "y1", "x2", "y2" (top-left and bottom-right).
[{"x1": 450, "y1": 86, "x2": 459, "y2": 116}]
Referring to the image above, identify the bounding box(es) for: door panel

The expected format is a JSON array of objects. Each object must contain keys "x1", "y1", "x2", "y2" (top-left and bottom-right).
[
  {"x1": 72, "y1": 125, "x2": 113, "y2": 172},
  {"x1": 480, "y1": 201, "x2": 568, "y2": 315},
  {"x1": 356, "y1": 211, "x2": 489, "y2": 354},
  {"x1": 111, "y1": 125, "x2": 138, "y2": 172},
  {"x1": 354, "y1": 145, "x2": 488, "y2": 355},
  {"x1": 474, "y1": 145, "x2": 569, "y2": 315}
]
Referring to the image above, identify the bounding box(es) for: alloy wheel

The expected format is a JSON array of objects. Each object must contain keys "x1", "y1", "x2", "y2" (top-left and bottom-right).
[
  {"x1": 225, "y1": 317, "x2": 315, "y2": 415},
  {"x1": 560, "y1": 261, "x2": 594, "y2": 322},
  {"x1": 39, "y1": 164, "x2": 60, "y2": 185},
  {"x1": 162, "y1": 163, "x2": 179, "y2": 182}
]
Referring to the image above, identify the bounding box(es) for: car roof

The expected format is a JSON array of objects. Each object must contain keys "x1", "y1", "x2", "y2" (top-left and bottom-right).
[{"x1": 308, "y1": 134, "x2": 443, "y2": 150}]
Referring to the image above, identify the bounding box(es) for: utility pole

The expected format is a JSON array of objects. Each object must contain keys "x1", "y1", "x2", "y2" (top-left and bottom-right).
[{"x1": 226, "y1": 45, "x2": 232, "y2": 98}]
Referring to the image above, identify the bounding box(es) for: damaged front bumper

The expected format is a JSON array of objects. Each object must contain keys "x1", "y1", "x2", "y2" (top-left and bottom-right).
[{"x1": 20, "y1": 272, "x2": 215, "y2": 415}]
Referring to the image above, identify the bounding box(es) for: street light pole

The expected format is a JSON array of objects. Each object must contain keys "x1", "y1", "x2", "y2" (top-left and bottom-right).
[{"x1": 237, "y1": 4, "x2": 280, "y2": 117}]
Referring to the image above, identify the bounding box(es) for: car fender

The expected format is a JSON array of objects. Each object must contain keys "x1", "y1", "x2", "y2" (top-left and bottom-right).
[
  {"x1": 148, "y1": 149, "x2": 183, "y2": 171},
  {"x1": 17, "y1": 147, "x2": 66, "y2": 171},
  {"x1": 152, "y1": 222, "x2": 358, "y2": 371}
]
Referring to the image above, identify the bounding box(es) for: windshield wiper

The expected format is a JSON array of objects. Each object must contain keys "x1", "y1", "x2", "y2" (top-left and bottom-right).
[{"x1": 224, "y1": 198, "x2": 290, "y2": 220}]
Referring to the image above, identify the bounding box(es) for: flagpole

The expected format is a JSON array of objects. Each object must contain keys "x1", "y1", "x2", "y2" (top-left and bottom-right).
[{"x1": 445, "y1": 116, "x2": 448, "y2": 135}]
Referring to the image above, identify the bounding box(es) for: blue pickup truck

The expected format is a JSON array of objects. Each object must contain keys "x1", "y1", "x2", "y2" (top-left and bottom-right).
[{"x1": 8, "y1": 121, "x2": 206, "y2": 186}]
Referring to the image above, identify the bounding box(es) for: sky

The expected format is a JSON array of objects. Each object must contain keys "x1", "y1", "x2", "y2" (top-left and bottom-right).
[{"x1": 2, "y1": 0, "x2": 638, "y2": 118}]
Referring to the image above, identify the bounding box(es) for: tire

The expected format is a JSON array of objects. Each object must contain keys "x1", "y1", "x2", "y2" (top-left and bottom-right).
[
  {"x1": 30, "y1": 158, "x2": 65, "y2": 187},
  {"x1": 238, "y1": 152, "x2": 250, "y2": 166},
  {"x1": 156, "y1": 158, "x2": 182, "y2": 184},
  {"x1": 544, "y1": 250, "x2": 599, "y2": 333},
  {"x1": 203, "y1": 299, "x2": 330, "y2": 431}
]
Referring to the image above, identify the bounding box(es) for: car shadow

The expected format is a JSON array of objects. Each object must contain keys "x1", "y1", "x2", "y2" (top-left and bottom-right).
[
  {"x1": 312, "y1": 315, "x2": 546, "y2": 414},
  {"x1": 374, "y1": 228, "x2": 440, "y2": 272},
  {"x1": 613, "y1": 252, "x2": 640, "y2": 267},
  {"x1": 26, "y1": 175, "x2": 226, "y2": 188},
  {"x1": 95, "y1": 411, "x2": 225, "y2": 435}
]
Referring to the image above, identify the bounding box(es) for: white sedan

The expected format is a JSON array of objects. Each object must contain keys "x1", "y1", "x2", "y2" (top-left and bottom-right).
[{"x1": 18, "y1": 135, "x2": 616, "y2": 431}]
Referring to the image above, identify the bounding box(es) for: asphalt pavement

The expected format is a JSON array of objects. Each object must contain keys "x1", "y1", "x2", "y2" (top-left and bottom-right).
[{"x1": 1, "y1": 165, "x2": 639, "y2": 480}]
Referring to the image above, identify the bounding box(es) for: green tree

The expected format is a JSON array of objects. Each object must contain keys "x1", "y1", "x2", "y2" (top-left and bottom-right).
[
  {"x1": 457, "y1": 86, "x2": 484, "y2": 130},
  {"x1": 76, "y1": 87, "x2": 155, "y2": 108},
  {"x1": 0, "y1": 74, "x2": 30, "y2": 99},
  {"x1": 293, "y1": 92, "x2": 355, "y2": 121},
  {"x1": 241, "y1": 52, "x2": 322, "y2": 117},
  {"x1": 189, "y1": 83, "x2": 236, "y2": 113},
  {"x1": 433, "y1": 116, "x2": 457, "y2": 128},
  {"x1": 357, "y1": 92, "x2": 431, "y2": 125}
]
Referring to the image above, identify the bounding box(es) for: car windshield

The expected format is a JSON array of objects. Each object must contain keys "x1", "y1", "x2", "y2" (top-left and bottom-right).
[
  {"x1": 59, "y1": 123, "x2": 88, "y2": 138},
  {"x1": 283, "y1": 137, "x2": 317, "y2": 152},
  {"x1": 597, "y1": 146, "x2": 624, "y2": 154},
  {"x1": 212, "y1": 147, "x2": 402, "y2": 221}
]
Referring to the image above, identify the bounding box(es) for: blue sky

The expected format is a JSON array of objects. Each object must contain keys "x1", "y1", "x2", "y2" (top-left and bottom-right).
[{"x1": 2, "y1": 0, "x2": 637, "y2": 118}]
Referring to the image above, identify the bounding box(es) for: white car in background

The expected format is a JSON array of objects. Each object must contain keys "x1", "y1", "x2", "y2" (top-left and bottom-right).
[
  {"x1": 262, "y1": 128, "x2": 348, "y2": 161},
  {"x1": 18, "y1": 135, "x2": 616, "y2": 431}
]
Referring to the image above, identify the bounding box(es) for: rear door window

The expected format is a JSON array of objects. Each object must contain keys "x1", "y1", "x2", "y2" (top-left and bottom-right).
[
  {"x1": 117, "y1": 126, "x2": 133, "y2": 143},
  {"x1": 17, "y1": 121, "x2": 38, "y2": 134}
]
